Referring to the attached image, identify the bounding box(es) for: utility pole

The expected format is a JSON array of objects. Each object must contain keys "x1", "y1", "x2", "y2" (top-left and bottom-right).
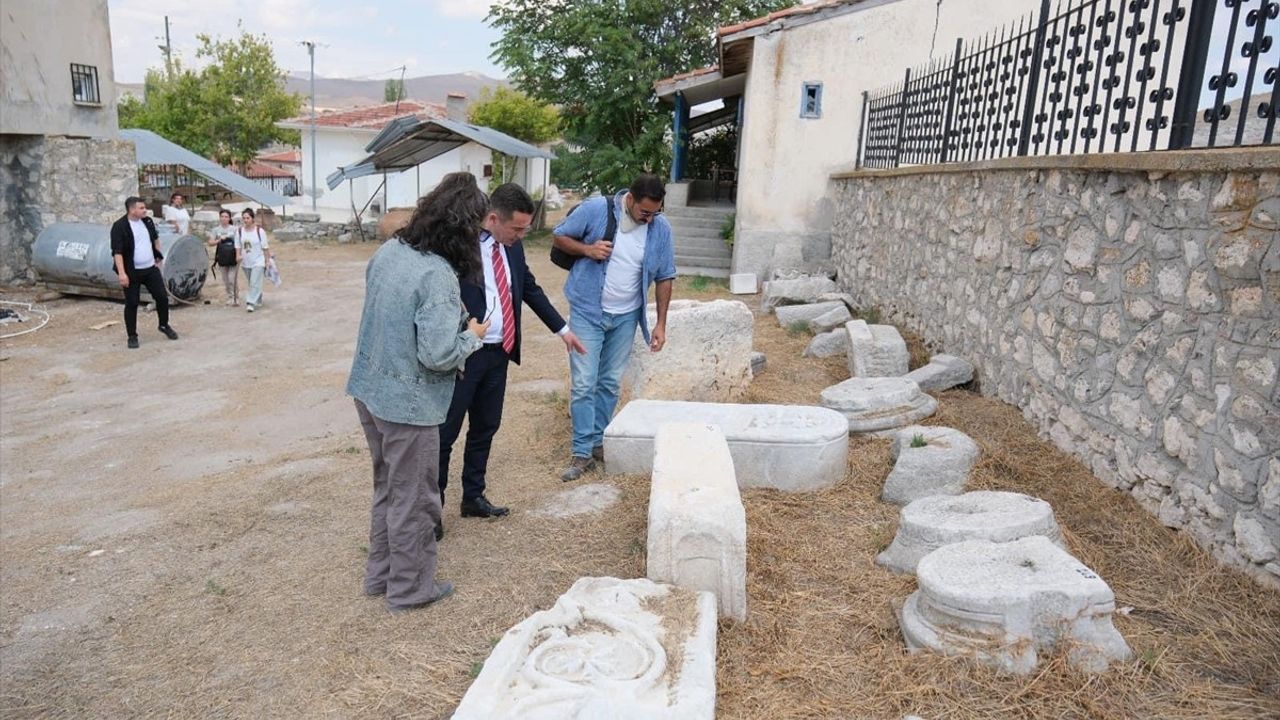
[
  {"x1": 158, "y1": 15, "x2": 173, "y2": 79},
  {"x1": 300, "y1": 40, "x2": 318, "y2": 212}
]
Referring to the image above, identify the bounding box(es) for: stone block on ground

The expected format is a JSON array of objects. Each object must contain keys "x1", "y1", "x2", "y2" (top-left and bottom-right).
[
  {"x1": 648, "y1": 424, "x2": 747, "y2": 620},
  {"x1": 729, "y1": 273, "x2": 757, "y2": 294},
  {"x1": 750, "y1": 351, "x2": 766, "y2": 375},
  {"x1": 452, "y1": 576, "x2": 717, "y2": 719},
  {"x1": 846, "y1": 320, "x2": 909, "y2": 377},
  {"x1": 816, "y1": 291, "x2": 857, "y2": 312},
  {"x1": 804, "y1": 329, "x2": 848, "y2": 358},
  {"x1": 760, "y1": 275, "x2": 837, "y2": 313},
  {"x1": 775, "y1": 301, "x2": 846, "y2": 328},
  {"x1": 291, "y1": 212, "x2": 320, "y2": 223},
  {"x1": 191, "y1": 210, "x2": 219, "y2": 223},
  {"x1": 881, "y1": 425, "x2": 980, "y2": 505},
  {"x1": 808, "y1": 304, "x2": 853, "y2": 333},
  {"x1": 877, "y1": 491, "x2": 1064, "y2": 574},
  {"x1": 900, "y1": 536, "x2": 1131, "y2": 674},
  {"x1": 604, "y1": 400, "x2": 848, "y2": 491},
  {"x1": 623, "y1": 300, "x2": 752, "y2": 403},
  {"x1": 820, "y1": 378, "x2": 937, "y2": 436},
  {"x1": 906, "y1": 354, "x2": 975, "y2": 392}
]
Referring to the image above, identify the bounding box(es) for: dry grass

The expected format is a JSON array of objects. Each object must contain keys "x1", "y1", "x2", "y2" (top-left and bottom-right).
[{"x1": 2, "y1": 253, "x2": 1277, "y2": 719}]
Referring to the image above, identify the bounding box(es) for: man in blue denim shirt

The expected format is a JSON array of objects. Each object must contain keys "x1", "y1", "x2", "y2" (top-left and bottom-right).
[{"x1": 552, "y1": 174, "x2": 676, "y2": 481}]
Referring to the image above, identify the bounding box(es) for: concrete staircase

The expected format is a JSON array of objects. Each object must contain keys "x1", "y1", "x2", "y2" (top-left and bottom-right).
[{"x1": 664, "y1": 204, "x2": 735, "y2": 278}]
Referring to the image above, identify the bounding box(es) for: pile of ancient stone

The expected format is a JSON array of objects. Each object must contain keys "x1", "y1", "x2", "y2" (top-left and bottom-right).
[{"x1": 874, "y1": 423, "x2": 1131, "y2": 674}]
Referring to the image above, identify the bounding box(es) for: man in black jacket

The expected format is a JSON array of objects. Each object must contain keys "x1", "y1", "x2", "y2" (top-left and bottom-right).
[
  {"x1": 110, "y1": 196, "x2": 179, "y2": 349},
  {"x1": 437, "y1": 184, "x2": 585, "y2": 528}
]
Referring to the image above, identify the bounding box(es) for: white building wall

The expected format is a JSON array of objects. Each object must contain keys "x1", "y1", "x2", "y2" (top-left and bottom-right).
[
  {"x1": 733, "y1": 0, "x2": 1029, "y2": 278},
  {"x1": 0, "y1": 0, "x2": 118, "y2": 137}
]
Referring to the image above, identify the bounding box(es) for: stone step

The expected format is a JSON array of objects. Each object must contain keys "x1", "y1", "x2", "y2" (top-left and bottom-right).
[
  {"x1": 667, "y1": 216, "x2": 732, "y2": 232},
  {"x1": 665, "y1": 206, "x2": 735, "y2": 221},
  {"x1": 677, "y1": 265, "x2": 731, "y2": 278},
  {"x1": 674, "y1": 254, "x2": 731, "y2": 269},
  {"x1": 675, "y1": 238, "x2": 732, "y2": 255}
]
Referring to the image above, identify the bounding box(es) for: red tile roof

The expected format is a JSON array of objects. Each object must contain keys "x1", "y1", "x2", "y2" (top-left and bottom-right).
[
  {"x1": 257, "y1": 149, "x2": 301, "y2": 163},
  {"x1": 240, "y1": 161, "x2": 296, "y2": 178},
  {"x1": 718, "y1": 0, "x2": 862, "y2": 37},
  {"x1": 279, "y1": 100, "x2": 447, "y2": 130}
]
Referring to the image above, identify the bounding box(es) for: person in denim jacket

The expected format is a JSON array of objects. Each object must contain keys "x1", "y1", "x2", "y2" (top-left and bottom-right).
[
  {"x1": 345, "y1": 172, "x2": 491, "y2": 613},
  {"x1": 551, "y1": 174, "x2": 677, "y2": 481}
]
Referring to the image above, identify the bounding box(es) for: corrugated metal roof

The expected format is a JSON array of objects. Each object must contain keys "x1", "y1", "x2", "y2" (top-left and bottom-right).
[
  {"x1": 326, "y1": 117, "x2": 553, "y2": 190},
  {"x1": 121, "y1": 128, "x2": 291, "y2": 207}
]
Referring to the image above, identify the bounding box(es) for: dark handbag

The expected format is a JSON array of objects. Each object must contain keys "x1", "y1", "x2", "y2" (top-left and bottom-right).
[
  {"x1": 550, "y1": 194, "x2": 616, "y2": 271},
  {"x1": 214, "y1": 237, "x2": 237, "y2": 267}
]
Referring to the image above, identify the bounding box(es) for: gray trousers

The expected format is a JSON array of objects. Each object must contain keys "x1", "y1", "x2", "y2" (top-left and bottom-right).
[
  {"x1": 355, "y1": 399, "x2": 444, "y2": 609},
  {"x1": 218, "y1": 263, "x2": 238, "y2": 303}
]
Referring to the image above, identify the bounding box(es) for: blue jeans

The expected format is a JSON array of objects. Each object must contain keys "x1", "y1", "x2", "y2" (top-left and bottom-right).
[{"x1": 568, "y1": 308, "x2": 640, "y2": 457}]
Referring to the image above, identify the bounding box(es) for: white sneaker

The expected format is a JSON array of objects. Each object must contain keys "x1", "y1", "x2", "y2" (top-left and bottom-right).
[{"x1": 247, "y1": 304, "x2": 255, "y2": 313}]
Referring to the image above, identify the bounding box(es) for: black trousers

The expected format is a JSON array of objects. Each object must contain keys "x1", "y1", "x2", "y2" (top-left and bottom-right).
[
  {"x1": 438, "y1": 344, "x2": 509, "y2": 504},
  {"x1": 123, "y1": 266, "x2": 170, "y2": 338}
]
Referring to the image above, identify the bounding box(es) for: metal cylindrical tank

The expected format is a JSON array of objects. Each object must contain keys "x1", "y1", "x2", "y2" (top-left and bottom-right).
[{"x1": 33, "y1": 223, "x2": 208, "y2": 301}]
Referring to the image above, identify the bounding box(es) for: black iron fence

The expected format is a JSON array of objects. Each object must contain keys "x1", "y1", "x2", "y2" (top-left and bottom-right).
[{"x1": 857, "y1": 0, "x2": 1279, "y2": 169}]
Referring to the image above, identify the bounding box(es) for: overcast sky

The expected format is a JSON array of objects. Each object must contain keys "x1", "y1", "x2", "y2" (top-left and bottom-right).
[{"x1": 107, "y1": 0, "x2": 505, "y2": 82}]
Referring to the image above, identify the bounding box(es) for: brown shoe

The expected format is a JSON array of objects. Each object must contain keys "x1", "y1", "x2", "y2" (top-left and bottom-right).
[
  {"x1": 559, "y1": 456, "x2": 596, "y2": 482},
  {"x1": 591, "y1": 445, "x2": 604, "y2": 462}
]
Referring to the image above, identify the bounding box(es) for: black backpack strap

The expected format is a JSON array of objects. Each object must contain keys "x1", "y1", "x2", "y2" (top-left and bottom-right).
[{"x1": 604, "y1": 194, "x2": 617, "y2": 244}]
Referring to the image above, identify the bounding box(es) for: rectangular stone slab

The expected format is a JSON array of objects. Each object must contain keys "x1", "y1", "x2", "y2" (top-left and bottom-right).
[
  {"x1": 453, "y1": 577, "x2": 717, "y2": 719},
  {"x1": 729, "y1": 273, "x2": 757, "y2": 294},
  {"x1": 648, "y1": 424, "x2": 747, "y2": 621},
  {"x1": 604, "y1": 400, "x2": 848, "y2": 491}
]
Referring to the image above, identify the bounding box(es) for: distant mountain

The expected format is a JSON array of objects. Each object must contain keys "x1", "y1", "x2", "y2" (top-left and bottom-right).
[{"x1": 283, "y1": 71, "x2": 508, "y2": 109}]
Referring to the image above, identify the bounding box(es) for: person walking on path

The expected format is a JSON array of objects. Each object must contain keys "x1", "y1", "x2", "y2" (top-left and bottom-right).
[
  {"x1": 345, "y1": 172, "x2": 491, "y2": 612},
  {"x1": 438, "y1": 183, "x2": 586, "y2": 526},
  {"x1": 550, "y1": 174, "x2": 676, "y2": 481},
  {"x1": 110, "y1": 196, "x2": 179, "y2": 349},
  {"x1": 207, "y1": 209, "x2": 241, "y2": 305},
  {"x1": 237, "y1": 208, "x2": 272, "y2": 312},
  {"x1": 163, "y1": 192, "x2": 190, "y2": 235}
]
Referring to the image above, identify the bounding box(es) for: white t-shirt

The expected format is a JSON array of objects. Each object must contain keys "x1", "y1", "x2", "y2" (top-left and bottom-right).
[
  {"x1": 129, "y1": 218, "x2": 155, "y2": 270},
  {"x1": 163, "y1": 205, "x2": 190, "y2": 235},
  {"x1": 600, "y1": 223, "x2": 647, "y2": 314},
  {"x1": 236, "y1": 227, "x2": 269, "y2": 269}
]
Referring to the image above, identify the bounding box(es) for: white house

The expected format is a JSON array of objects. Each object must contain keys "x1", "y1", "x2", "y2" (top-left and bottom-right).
[
  {"x1": 655, "y1": 0, "x2": 1032, "y2": 280},
  {"x1": 279, "y1": 95, "x2": 551, "y2": 222}
]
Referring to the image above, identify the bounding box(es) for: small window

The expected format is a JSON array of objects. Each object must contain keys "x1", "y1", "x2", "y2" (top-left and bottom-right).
[
  {"x1": 800, "y1": 82, "x2": 822, "y2": 119},
  {"x1": 483, "y1": 164, "x2": 494, "y2": 178},
  {"x1": 71, "y1": 64, "x2": 101, "y2": 105}
]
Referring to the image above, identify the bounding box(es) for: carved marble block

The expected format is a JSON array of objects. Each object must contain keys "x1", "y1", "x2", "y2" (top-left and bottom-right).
[
  {"x1": 845, "y1": 320, "x2": 909, "y2": 378},
  {"x1": 624, "y1": 300, "x2": 753, "y2": 403},
  {"x1": 905, "y1": 354, "x2": 975, "y2": 392},
  {"x1": 877, "y1": 491, "x2": 1064, "y2": 574},
  {"x1": 881, "y1": 425, "x2": 980, "y2": 505},
  {"x1": 819, "y1": 377, "x2": 937, "y2": 436},
  {"x1": 775, "y1": 300, "x2": 847, "y2": 327},
  {"x1": 604, "y1": 400, "x2": 849, "y2": 491},
  {"x1": 648, "y1": 423, "x2": 747, "y2": 621},
  {"x1": 453, "y1": 577, "x2": 718, "y2": 719},
  {"x1": 900, "y1": 537, "x2": 1132, "y2": 675},
  {"x1": 729, "y1": 273, "x2": 757, "y2": 295}
]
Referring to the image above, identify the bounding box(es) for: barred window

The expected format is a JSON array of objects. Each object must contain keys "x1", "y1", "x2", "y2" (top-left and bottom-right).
[
  {"x1": 71, "y1": 64, "x2": 100, "y2": 105},
  {"x1": 800, "y1": 82, "x2": 822, "y2": 119}
]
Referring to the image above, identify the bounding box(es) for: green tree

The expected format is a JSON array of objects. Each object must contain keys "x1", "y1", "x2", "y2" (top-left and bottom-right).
[
  {"x1": 467, "y1": 87, "x2": 560, "y2": 187},
  {"x1": 488, "y1": 0, "x2": 790, "y2": 192},
  {"x1": 384, "y1": 78, "x2": 406, "y2": 103},
  {"x1": 118, "y1": 24, "x2": 301, "y2": 166}
]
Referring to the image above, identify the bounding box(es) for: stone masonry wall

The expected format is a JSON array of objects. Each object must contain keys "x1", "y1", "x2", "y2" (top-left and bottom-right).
[
  {"x1": 830, "y1": 150, "x2": 1279, "y2": 588},
  {"x1": 0, "y1": 135, "x2": 137, "y2": 285}
]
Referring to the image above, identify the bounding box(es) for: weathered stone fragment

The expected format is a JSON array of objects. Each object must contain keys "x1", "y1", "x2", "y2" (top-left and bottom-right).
[
  {"x1": 809, "y1": 304, "x2": 853, "y2": 333},
  {"x1": 846, "y1": 320, "x2": 909, "y2": 377},
  {"x1": 648, "y1": 424, "x2": 747, "y2": 621},
  {"x1": 729, "y1": 272, "x2": 757, "y2": 295},
  {"x1": 881, "y1": 425, "x2": 980, "y2": 505},
  {"x1": 452, "y1": 577, "x2": 717, "y2": 719},
  {"x1": 604, "y1": 400, "x2": 848, "y2": 491},
  {"x1": 905, "y1": 354, "x2": 974, "y2": 391},
  {"x1": 804, "y1": 329, "x2": 848, "y2": 358},
  {"x1": 750, "y1": 351, "x2": 766, "y2": 375},
  {"x1": 820, "y1": 377, "x2": 937, "y2": 436},
  {"x1": 760, "y1": 275, "x2": 838, "y2": 313},
  {"x1": 623, "y1": 300, "x2": 752, "y2": 402},
  {"x1": 775, "y1": 301, "x2": 846, "y2": 327},
  {"x1": 877, "y1": 491, "x2": 1063, "y2": 574},
  {"x1": 900, "y1": 537, "x2": 1131, "y2": 674}
]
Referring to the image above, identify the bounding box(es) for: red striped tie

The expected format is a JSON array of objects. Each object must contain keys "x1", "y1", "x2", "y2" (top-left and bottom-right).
[{"x1": 491, "y1": 242, "x2": 516, "y2": 354}]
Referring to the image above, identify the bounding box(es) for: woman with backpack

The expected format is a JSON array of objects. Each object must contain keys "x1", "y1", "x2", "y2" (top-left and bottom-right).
[
  {"x1": 237, "y1": 208, "x2": 273, "y2": 313},
  {"x1": 207, "y1": 209, "x2": 241, "y2": 305}
]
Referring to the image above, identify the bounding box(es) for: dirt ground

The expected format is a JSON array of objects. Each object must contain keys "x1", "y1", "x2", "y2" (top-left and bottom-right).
[{"x1": 1, "y1": 239, "x2": 1278, "y2": 719}]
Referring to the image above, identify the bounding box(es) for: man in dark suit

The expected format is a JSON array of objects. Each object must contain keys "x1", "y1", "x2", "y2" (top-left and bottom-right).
[
  {"x1": 110, "y1": 196, "x2": 179, "y2": 349},
  {"x1": 438, "y1": 184, "x2": 586, "y2": 528}
]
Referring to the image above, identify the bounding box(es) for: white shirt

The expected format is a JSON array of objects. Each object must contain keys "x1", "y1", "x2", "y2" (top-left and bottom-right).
[
  {"x1": 600, "y1": 223, "x2": 646, "y2": 314},
  {"x1": 479, "y1": 233, "x2": 511, "y2": 345},
  {"x1": 236, "y1": 227, "x2": 269, "y2": 268},
  {"x1": 164, "y1": 205, "x2": 190, "y2": 235},
  {"x1": 129, "y1": 218, "x2": 155, "y2": 270}
]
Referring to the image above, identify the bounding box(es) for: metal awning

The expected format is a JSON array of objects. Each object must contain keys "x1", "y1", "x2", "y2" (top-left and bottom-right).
[
  {"x1": 326, "y1": 117, "x2": 554, "y2": 190},
  {"x1": 121, "y1": 128, "x2": 291, "y2": 207}
]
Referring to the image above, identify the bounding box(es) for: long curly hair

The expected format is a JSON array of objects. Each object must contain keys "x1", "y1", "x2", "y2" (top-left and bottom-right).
[{"x1": 397, "y1": 172, "x2": 485, "y2": 280}]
